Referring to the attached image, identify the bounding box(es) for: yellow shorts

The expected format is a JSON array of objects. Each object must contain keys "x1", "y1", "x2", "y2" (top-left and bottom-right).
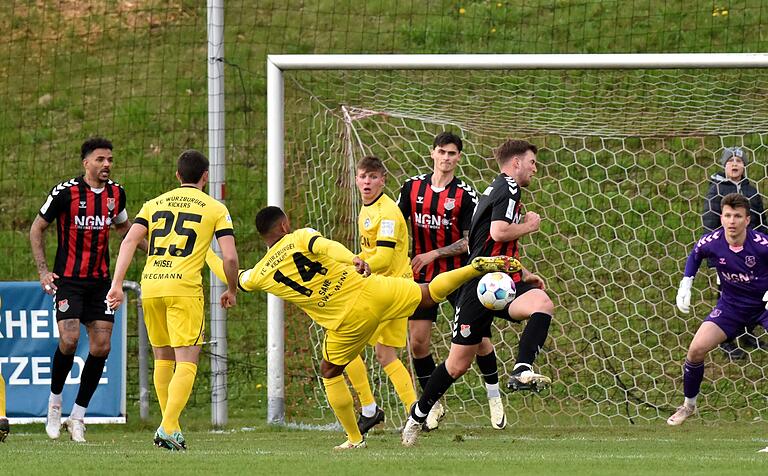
[
  {"x1": 368, "y1": 314, "x2": 408, "y2": 348},
  {"x1": 322, "y1": 274, "x2": 421, "y2": 365},
  {"x1": 142, "y1": 296, "x2": 205, "y2": 348}
]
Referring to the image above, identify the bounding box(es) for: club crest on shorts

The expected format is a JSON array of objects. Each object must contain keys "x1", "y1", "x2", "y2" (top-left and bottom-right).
[
  {"x1": 107, "y1": 197, "x2": 115, "y2": 211},
  {"x1": 709, "y1": 308, "x2": 722, "y2": 318},
  {"x1": 444, "y1": 198, "x2": 455, "y2": 211},
  {"x1": 745, "y1": 255, "x2": 756, "y2": 267},
  {"x1": 58, "y1": 299, "x2": 70, "y2": 313},
  {"x1": 460, "y1": 324, "x2": 471, "y2": 338}
]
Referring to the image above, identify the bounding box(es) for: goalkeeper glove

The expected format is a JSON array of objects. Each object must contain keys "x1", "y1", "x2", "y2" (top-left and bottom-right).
[{"x1": 676, "y1": 276, "x2": 693, "y2": 314}]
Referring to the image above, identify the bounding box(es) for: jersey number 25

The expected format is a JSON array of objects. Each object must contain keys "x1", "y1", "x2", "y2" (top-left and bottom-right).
[{"x1": 148, "y1": 211, "x2": 203, "y2": 258}]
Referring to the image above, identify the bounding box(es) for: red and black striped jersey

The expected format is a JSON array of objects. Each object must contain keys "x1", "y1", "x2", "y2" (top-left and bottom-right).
[
  {"x1": 468, "y1": 173, "x2": 524, "y2": 282},
  {"x1": 397, "y1": 173, "x2": 477, "y2": 282},
  {"x1": 38, "y1": 176, "x2": 128, "y2": 280}
]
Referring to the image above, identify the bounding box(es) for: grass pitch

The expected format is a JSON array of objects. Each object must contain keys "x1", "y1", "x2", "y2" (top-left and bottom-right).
[{"x1": 2, "y1": 420, "x2": 766, "y2": 475}]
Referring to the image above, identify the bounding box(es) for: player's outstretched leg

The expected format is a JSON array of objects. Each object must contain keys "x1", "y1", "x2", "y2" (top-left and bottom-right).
[
  {"x1": 471, "y1": 256, "x2": 523, "y2": 274},
  {"x1": 427, "y1": 256, "x2": 522, "y2": 303}
]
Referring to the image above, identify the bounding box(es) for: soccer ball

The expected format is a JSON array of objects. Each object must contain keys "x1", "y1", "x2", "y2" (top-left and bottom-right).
[{"x1": 476, "y1": 272, "x2": 516, "y2": 310}]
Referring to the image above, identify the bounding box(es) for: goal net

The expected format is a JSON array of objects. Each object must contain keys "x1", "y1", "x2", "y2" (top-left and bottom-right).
[{"x1": 274, "y1": 57, "x2": 768, "y2": 428}]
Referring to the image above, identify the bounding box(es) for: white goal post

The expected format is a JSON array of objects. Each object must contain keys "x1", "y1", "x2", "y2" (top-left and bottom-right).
[{"x1": 266, "y1": 53, "x2": 768, "y2": 425}]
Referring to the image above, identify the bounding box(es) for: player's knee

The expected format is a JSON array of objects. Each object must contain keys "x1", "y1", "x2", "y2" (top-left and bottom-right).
[
  {"x1": 59, "y1": 341, "x2": 77, "y2": 354},
  {"x1": 375, "y1": 348, "x2": 396, "y2": 366},
  {"x1": 477, "y1": 338, "x2": 494, "y2": 355},
  {"x1": 537, "y1": 294, "x2": 555, "y2": 315},
  {"x1": 320, "y1": 360, "x2": 343, "y2": 379},
  {"x1": 410, "y1": 336, "x2": 430, "y2": 357},
  {"x1": 445, "y1": 357, "x2": 471, "y2": 378},
  {"x1": 91, "y1": 342, "x2": 111, "y2": 358},
  {"x1": 59, "y1": 336, "x2": 79, "y2": 354},
  {"x1": 686, "y1": 345, "x2": 709, "y2": 363}
]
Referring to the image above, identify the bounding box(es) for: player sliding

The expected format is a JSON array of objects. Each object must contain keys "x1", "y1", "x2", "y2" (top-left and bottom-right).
[
  {"x1": 670, "y1": 193, "x2": 768, "y2": 426},
  {"x1": 206, "y1": 206, "x2": 522, "y2": 450}
]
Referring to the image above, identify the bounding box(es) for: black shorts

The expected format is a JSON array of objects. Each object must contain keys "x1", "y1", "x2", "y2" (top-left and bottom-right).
[
  {"x1": 451, "y1": 277, "x2": 538, "y2": 345},
  {"x1": 53, "y1": 277, "x2": 115, "y2": 323},
  {"x1": 409, "y1": 288, "x2": 459, "y2": 322}
]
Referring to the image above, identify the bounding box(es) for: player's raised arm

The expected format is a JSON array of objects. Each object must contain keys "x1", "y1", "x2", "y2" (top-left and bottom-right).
[
  {"x1": 304, "y1": 232, "x2": 371, "y2": 276},
  {"x1": 360, "y1": 241, "x2": 395, "y2": 273},
  {"x1": 306, "y1": 233, "x2": 356, "y2": 264}
]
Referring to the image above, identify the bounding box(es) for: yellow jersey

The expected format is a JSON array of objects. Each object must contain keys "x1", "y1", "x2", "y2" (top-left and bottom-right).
[
  {"x1": 218, "y1": 228, "x2": 366, "y2": 331},
  {"x1": 135, "y1": 185, "x2": 233, "y2": 298},
  {"x1": 358, "y1": 193, "x2": 412, "y2": 279}
]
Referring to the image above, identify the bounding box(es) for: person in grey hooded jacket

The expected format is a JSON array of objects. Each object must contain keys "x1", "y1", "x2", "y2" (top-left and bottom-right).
[
  {"x1": 701, "y1": 146, "x2": 766, "y2": 358},
  {"x1": 702, "y1": 147, "x2": 766, "y2": 233}
]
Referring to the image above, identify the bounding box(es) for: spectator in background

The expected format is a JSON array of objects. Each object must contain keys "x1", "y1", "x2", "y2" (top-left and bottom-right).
[{"x1": 702, "y1": 146, "x2": 765, "y2": 359}]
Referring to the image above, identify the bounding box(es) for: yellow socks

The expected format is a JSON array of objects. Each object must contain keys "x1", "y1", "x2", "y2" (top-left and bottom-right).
[
  {"x1": 153, "y1": 360, "x2": 175, "y2": 417},
  {"x1": 323, "y1": 375, "x2": 363, "y2": 444},
  {"x1": 0, "y1": 371, "x2": 6, "y2": 418},
  {"x1": 428, "y1": 264, "x2": 481, "y2": 302},
  {"x1": 345, "y1": 355, "x2": 375, "y2": 408},
  {"x1": 161, "y1": 362, "x2": 197, "y2": 434},
  {"x1": 384, "y1": 359, "x2": 417, "y2": 415}
]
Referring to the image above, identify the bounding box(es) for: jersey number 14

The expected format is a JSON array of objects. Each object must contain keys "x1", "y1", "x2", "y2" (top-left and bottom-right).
[{"x1": 273, "y1": 252, "x2": 327, "y2": 297}]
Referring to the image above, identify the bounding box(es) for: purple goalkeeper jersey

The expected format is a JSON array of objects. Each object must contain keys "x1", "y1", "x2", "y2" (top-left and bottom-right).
[{"x1": 684, "y1": 228, "x2": 768, "y2": 308}]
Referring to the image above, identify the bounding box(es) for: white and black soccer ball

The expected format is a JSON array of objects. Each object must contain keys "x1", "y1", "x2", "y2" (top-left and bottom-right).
[{"x1": 476, "y1": 272, "x2": 516, "y2": 310}]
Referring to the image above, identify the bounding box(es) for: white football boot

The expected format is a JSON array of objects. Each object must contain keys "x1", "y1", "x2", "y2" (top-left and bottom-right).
[
  {"x1": 65, "y1": 418, "x2": 86, "y2": 442},
  {"x1": 489, "y1": 396, "x2": 507, "y2": 429},
  {"x1": 666, "y1": 405, "x2": 695, "y2": 426},
  {"x1": 45, "y1": 402, "x2": 62, "y2": 440}
]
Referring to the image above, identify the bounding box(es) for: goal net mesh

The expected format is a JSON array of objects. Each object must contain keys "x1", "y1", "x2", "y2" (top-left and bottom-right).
[{"x1": 279, "y1": 67, "x2": 768, "y2": 428}]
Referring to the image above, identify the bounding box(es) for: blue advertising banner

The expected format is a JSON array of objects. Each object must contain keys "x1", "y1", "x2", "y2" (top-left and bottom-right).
[{"x1": 0, "y1": 281, "x2": 126, "y2": 423}]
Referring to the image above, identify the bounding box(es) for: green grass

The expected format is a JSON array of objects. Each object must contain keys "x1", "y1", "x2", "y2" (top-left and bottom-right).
[{"x1": 3, "y1": 420, "x2": 767, "y2": 475}]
